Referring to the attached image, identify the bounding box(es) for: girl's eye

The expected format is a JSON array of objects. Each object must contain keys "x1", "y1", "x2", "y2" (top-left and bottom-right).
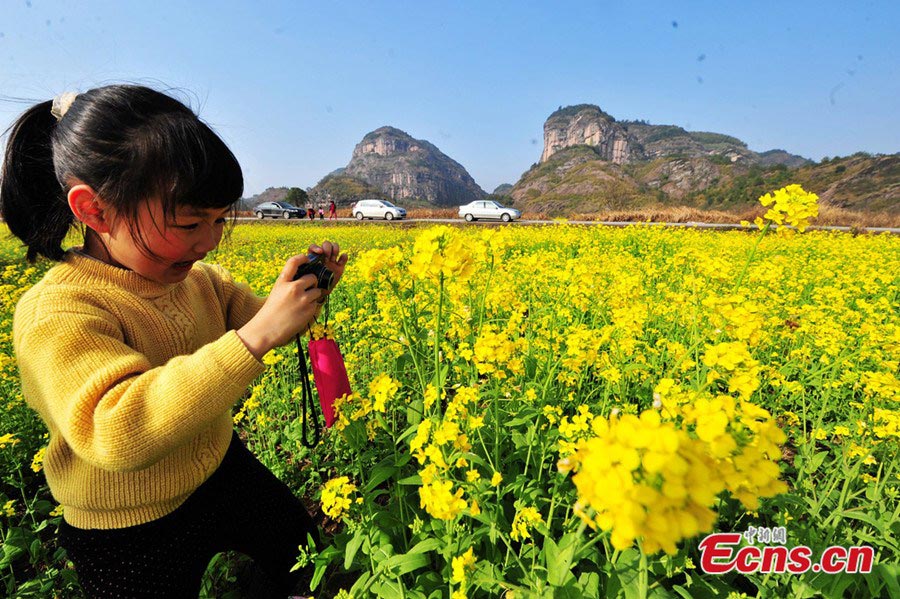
[{"x1": 173, "y1": 215, "x2": 227, "y2": 230}]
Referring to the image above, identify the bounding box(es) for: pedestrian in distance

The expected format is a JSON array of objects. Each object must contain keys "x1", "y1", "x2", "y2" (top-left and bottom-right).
[
  {"x1": 328, "y1": 200, "x2": 337, "y2": 220},
  {"x1": 0, "y1": 84, "x2": 349, "y2": 598}
]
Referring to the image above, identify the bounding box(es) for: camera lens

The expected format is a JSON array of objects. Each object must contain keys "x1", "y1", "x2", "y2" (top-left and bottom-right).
[
  {"x1": 293, "y1": 253, "x2": 334, "y2": 290},
  {"x1": 318, "y1": 268, "x2": 334, "y2": 290}
]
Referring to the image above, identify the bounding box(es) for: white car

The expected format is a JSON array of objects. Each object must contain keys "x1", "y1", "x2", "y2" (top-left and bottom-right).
[
  {"x1": 352, "y1": 199, "x2": 407, "y2": 221},
  {"x1": 458, "y1": 200, "x2": 521, "y2": 222}
]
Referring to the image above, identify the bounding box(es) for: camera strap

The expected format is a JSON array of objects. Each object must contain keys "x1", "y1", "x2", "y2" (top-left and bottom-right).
[
  {"x1": 297, "y1": 301, "x2": 328, "y2": 448},
  {"x1": 296, "y1": 333, "x2": 320, "y2": 448}
]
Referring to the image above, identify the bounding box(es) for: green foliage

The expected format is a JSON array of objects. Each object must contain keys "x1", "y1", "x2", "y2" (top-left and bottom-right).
[
  {"x1": 687, "y1": 131, "x2": 747, "y2": 149},
  {"x1": 525, "y1": 146, "x2": 603, "y2": 180},
  {"x1": 312, "y1": 175, "x2": 384, "y2": 205},
  {"x1": 642, "y1": 126, "x2": 690, "y2": 145},
  {"x1": 707, "y1": 154, "x2": 734, "y2": 166},
  {"x1": 693, "y1": 165, "x2": 794, "y2": 208},
  {"x1": 284, "y1": 187, "x2": 309, "y2": 206},
  {"x1": 548, "y1": 104, "x2": 614, "y2": 121}
]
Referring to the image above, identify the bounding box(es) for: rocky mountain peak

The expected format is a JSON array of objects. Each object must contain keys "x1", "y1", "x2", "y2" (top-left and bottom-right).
[
  {"x1": 542, "y1": 104, "x2": 637, "y2": 164},
  {"x1": 341, "y1": 127, "x2": 486, "y2": 206},
  {"x1": 354, "y1": 126, "x2": 422, "y2": 158}
]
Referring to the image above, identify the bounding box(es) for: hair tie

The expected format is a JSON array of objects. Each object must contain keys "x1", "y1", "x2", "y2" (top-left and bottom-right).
[{"x1": 50, "y1": 92, "x2": 78, "y2": 121}]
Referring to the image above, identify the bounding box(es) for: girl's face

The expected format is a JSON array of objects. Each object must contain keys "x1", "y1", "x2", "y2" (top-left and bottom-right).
[{"x1": 99, "y1": 199, "x2": 230, "y2": 284}]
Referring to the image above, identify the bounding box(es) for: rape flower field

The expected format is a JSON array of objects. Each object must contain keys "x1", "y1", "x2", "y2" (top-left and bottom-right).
[{"x1": 1, "y1": 191, "x2": 899, "y2": 597}]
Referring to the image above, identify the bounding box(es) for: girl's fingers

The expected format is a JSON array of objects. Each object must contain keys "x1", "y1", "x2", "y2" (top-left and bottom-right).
[
  {"x1": 310, "y1": 241, "x2": 341, "y2": 262},
  {"x1": 279, "y1": 255, "x2": 308, "y2": 282}
]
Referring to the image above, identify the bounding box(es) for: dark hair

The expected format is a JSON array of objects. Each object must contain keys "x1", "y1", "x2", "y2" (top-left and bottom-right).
[{"x1": 0, "y1": 85, "x2": 243, "y2": 262}]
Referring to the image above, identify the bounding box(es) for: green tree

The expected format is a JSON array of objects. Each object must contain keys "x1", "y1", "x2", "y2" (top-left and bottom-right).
[{"x1": 284, "y1": 187, "x2": 309, "y2": 206}]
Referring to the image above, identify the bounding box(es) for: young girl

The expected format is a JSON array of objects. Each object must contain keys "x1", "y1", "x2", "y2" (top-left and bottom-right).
[{"x1": 1, "y1": 84, "x2": 348, "y2": 598}]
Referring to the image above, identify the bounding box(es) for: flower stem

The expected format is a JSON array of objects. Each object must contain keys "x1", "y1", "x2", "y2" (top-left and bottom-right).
[{"x1": 733, "y1": 222, "x2": 771, "y2": 291}]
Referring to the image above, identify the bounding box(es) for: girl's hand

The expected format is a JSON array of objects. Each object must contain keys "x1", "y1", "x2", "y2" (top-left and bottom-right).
[
  {"x1": 236, "y1": 254, "x2": 330, "y2": 360},
  {"x1": 308, "y1": 240, "x2": 349, "y2": 291}
]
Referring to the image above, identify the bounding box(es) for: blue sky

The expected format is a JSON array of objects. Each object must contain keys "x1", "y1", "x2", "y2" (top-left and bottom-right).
[{"x1": 1, "y1": 0, "x2": 898, "y2": 196}]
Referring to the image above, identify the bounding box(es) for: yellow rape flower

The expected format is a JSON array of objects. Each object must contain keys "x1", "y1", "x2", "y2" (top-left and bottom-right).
[
  {"x1": 31, "y1": 447, "x2": 46, "y2": 473},
  {"x1": 419, "y1": 478, "x2": 467, "y2": 520},
  {"x1": 510, "y1": 506, "x2": 543, "y2": 541},
  {"x1": 408, "y1": 226, "x2": 476, "y2": 281},
  {"x1": 423, "y1": 384, "x2": 441, "y2": 410},
  {"x1": 321, "y1": 476, "x2": 357, "y2": 521},
  {"x1": 451, "y1": 546, "x2": 477, "y2": 584},
  {"x1": 568, "y1": 406, "x2": 785, "y2": 555},
  {"x1": 757, "y1": 184, "x2": 819, "y2": 232},
  {"x1": 410, "y1": 419, "x2": 433, "y2": 463},
  {"x1": 368, "y1": 373, "x2": 400, "y2": 413}
]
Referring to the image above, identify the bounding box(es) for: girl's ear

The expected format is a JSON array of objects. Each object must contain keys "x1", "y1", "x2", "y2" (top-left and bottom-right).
[{"x1": 67, "y1": 184, "x2": 110, "y2": 233}]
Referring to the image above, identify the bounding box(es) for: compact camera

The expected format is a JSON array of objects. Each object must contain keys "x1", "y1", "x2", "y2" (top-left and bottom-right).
[{"x1": 293, "y1": 252, "x2": 335, "y2": 290}]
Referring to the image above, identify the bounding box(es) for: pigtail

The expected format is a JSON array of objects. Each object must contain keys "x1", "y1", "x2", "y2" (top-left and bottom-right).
[
  {"x1": 0, "y1": 101, "x2": 73, "y2": 262},
  {"x1": 2, "y1": 85, "x2": 243, "y2": 263}
]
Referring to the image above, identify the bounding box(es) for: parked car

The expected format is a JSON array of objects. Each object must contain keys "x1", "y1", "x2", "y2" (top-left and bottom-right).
[
  {"x1": 458, "y1": 200, "x2": 521, "y2": 222},
  {"x1": 352, "y1": 199, "x2": 407, "y2": 221},
  {"x1": 254, "y1": 201, "x2": 303, "y2": 219}
]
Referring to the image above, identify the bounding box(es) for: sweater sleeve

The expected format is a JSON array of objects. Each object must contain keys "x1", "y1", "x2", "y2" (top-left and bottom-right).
[{"x1": 14, "y1": 306, "x2": 265, "y2": 473}]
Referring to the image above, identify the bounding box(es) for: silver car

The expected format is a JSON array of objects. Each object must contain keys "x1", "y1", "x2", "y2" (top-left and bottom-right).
[
  {"x1": 458, "y1": 200, "x2": 521, "y2": 222},
  {"x1": 352, "y1": 199, "x2": 407, "y2": 221}
]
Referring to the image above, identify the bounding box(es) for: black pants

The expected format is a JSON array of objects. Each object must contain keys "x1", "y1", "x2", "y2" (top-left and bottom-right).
[{"x1": 59, "y1": 433, "x2": 318, "y2": 598}]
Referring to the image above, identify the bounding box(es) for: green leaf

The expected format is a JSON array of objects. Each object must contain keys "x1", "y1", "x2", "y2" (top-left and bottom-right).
[
  {"x1": 577, "y1": 571, "x2": 600, "y2": 598},
  {"x1": 28, "y1": 537, "x2": 42, "y2": 560},
  {"x1": 407, "y1": 538, "x2": 443, "y2": 554},
  {"x1": 543, "y1": 537, "x2": 560, "y2": 576},
  {"x1": 553, "y1": 581, "x2": 584, "y2": 599},
  {"x1": 349, "y1": 571, "x2": 372, "y2": 596},
  {"x1": 344, "y1": 419, "x2": 369, "y2": 451},
  {"x1": 345, "y1": 530, "x2": 365, "y2": 570},
  {"x1": 820, "y1": 573, "x2": 859, "y2": 598},
  {"x1": 0, "y1": 528, "x2": 28, "y2": 570},
  {"x1": 511, "y1": 431, "x2": 528, "y2": 450},
  {"x1": 612, "y1": 549, "x2": 642, "y2": 599},
  {"x1": 672, "y1": 586, "x2": 693, "y2": 599},
  {"x1": 807, "y1": 451, "x2": 828, "y2": 472},
  {"x1": 505, "y1": 416, "x2": 535, "y2": 428},
  {"x1": 838, "y1": 509, "x2": 883, "y2": 531},
  {"x1": 383, "y1": 551, "x2": 431, "y2": 576},
  {"x1": 311, "y1": 548, "x2": 338, "y2": 591},
  {"x1": 546, "y1": 533, "x2": 578, "y2": 587},
  {"x1": 374, "y1": 578, "x2": 403, "y2": 598},
  {"x1": 364, "y1": 465, "x2": 400, "y2": 493},
  {"x1": 876, "y1": 563, "x2": 900, "y2": 597}
]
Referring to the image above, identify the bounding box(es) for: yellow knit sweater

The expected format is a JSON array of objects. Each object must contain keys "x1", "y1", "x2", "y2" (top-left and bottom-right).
[{"x1": 13, "y1": 251, "x2": 266, "y2": 529}]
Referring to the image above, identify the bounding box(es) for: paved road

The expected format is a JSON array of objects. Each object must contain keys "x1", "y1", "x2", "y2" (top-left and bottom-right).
[{"x1": 236, "y1": 217, "x2": 899, "y2": 234}]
